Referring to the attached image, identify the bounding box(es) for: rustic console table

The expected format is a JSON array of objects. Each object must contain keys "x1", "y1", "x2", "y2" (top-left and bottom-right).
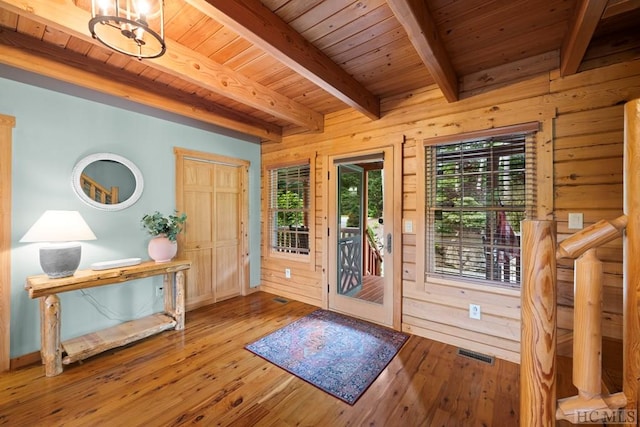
[{"x1": 25, "y1": 260, "x2": 191, "y2": 377}]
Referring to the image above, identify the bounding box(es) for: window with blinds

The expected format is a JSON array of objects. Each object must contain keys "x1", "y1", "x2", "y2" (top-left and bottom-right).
[
  {"x1": 269, "y1": 164, "x2": 311, "y2": 255},
  {"x1": 425, "y1": 131, "x2": 536, "y2": 287}
]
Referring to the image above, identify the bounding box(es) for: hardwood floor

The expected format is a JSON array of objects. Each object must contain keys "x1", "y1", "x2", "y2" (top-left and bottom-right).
[{"x1": 0, "y1": 292, "x2": 521, "y2": 426}]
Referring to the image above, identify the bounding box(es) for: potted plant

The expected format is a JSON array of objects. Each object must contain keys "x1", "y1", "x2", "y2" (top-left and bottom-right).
[{"x1": 141, "y1": 211, "x2": 187, "y2": 263}]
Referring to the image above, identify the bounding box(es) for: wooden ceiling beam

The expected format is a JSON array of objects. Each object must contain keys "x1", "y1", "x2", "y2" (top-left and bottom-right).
[
  {"x1": 602, "y1": 0, "x2": 640, "y2": 19},
  {"x1": 0, "y1": 0, "x2": 322, "y2": 132},
  {"x1": 560, "y1": 0, "x2": 608, "y2": 76},
  {"x1": 184, "y1": 0, "x2": 380, "y2": 120},
  {"x1": 386, "y1": 0, "x2": 458, "y2": 102},
  {"x1": 0, "y1": 28, "x2": 282, "y2": 141}
]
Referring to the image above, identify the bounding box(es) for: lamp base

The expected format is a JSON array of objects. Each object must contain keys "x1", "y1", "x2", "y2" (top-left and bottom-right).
[{"x1": 39, "y1": 242, "x2": 82, "y2": 278}]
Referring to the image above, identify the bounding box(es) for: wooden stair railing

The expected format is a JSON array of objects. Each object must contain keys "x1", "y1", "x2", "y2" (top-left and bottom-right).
[
  {"x1": 521, "y1": 217, "x2": 628, "y2": 425},
  {"x1": 555, "y1": 217, "x2": 628, "y2": 422},
  {"x1": 521, "y1": 98, "x2": 640, "y2": 426},
  {"x1": 80, "y1": 173, "x2": 119, "y2": 204}
]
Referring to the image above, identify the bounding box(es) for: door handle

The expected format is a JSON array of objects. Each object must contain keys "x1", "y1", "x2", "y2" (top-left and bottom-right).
[{"x1": 386, "y1": 233, "x2": 392, "y2": 253}]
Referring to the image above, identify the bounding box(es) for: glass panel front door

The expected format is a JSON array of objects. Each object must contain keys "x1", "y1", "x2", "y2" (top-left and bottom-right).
[{"x1": 329, "y1": 147, "x2": 394, "y2": 327}]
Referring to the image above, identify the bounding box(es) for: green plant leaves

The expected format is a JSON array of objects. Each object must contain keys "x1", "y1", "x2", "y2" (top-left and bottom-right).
[{"x1": 141, "y1": 210, "x2": 187, "y2": 242}]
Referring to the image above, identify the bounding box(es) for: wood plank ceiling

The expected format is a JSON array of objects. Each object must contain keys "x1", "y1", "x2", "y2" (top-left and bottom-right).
[{"x1": 0, "y1": 0, "x2": 638, "y2": 142}]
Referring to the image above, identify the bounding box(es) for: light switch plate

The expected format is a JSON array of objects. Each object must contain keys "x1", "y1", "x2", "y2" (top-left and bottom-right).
[
  {"x1": 568, "y1": 213, "x2": 584, "y2": 230},
  {"x1": 404, "y1": 219, "x2": 413, "y2": 233}
]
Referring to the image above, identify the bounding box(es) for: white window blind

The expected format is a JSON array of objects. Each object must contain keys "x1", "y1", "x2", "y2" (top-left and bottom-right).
[
  {"x1": 425, "y1": 131, "x2": 536, "y2": 287},
  {"x1": 269, "y1": 164, "x2": 311, "y2": 255}
]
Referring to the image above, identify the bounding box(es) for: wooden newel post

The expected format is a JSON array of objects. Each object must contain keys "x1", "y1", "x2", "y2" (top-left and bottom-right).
[
  {"x1": 520, "y1": 220, "x2": 557, "y2": 427},
  {"x1": 572, "y1": 249, "x2": 602, "y2": 398}
]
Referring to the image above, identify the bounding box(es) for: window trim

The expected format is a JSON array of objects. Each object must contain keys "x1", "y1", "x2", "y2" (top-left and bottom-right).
[{"x1": 424, "y1": 122, "x2": 539, "y2": 145}]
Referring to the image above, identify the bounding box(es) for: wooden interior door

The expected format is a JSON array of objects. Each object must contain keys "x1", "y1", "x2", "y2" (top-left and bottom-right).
[
  {"x1": 175, "y1": 148, "x2": 249, "y2": 311},
  {"x1": 213, "y1": 164, "x2": 241, "y2": 301},
  {"x1": 182, "y1": 157, "x2": 215, "y2": 309}
]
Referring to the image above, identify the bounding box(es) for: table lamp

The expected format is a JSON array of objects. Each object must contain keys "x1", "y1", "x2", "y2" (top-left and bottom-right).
[{"x1": 20, "y1": 210, "x2": 97, "y2": 278}]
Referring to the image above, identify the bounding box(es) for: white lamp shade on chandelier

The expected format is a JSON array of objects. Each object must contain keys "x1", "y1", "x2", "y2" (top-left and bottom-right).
[
  {"x1": 89, "y1": 0, "x2": 166, "y2": 59},
  {"x1": 20, "y1": 210, "x2": 97, "y2": 278}
]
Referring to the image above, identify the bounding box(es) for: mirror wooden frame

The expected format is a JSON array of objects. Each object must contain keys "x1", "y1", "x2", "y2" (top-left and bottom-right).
[{"x1": 71, "y1": 153, "x2": 144, "y2": 211}]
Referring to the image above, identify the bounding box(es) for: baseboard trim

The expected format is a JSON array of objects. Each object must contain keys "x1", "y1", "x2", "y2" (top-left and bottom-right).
[
  {"x1": 243, "y1": 285, "x2": 260, "y2": 295},
  {"x1": 10, "y1": 351, "x2": 41, "y2": 370}
]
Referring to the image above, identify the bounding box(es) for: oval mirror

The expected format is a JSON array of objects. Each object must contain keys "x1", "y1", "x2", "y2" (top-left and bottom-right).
[{"x1": 71, "y1": 153, "x2": 144, "y2": 211}]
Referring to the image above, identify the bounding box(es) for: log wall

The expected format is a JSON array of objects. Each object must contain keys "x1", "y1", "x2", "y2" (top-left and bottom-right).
[{"x1": 260, "y1": 58, "x2": 640, "y2": 363}]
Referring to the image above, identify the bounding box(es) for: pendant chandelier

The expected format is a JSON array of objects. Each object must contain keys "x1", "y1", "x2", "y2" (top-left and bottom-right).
[{"x1": 89, "y1": 0, "x2": 166, "y2": 60}]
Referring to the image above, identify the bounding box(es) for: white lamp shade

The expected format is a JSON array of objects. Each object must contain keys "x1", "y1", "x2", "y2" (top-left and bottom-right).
[{"x1": 20, "y1": 210, "x2": 97, "y2": 242}]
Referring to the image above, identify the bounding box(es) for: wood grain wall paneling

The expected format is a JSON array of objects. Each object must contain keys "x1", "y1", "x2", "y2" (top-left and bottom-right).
[
  {"x1": 261, "y1": 58, "x2": 640, "y2": 363},
  {"x1": 259, "y1": 150, "x2": 322, "y2": 307},
  {"x1": 549, "y1": 67, "x2": 636, "y2": 361}
]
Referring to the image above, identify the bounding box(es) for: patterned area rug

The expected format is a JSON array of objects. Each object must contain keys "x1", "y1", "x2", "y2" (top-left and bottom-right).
[{"x1": 245, "y1": 309, "x2": 409, "y2": 405}]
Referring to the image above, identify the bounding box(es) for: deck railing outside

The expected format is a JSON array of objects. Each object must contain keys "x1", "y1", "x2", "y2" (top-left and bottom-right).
[
  {"x1": 274, "y1": 226, "x2": 309, "y2": 255},
  {"x1": 339, "y1": 226, "x2": 383, "y2": 276},
  {"x1": 364, "y1": 228, "x2": 382, "y2": 276}
]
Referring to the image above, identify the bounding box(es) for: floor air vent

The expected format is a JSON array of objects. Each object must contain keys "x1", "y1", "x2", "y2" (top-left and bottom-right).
[
  {"x1": 273, "y1": 297, "x2": 289, "y2": 304},
  {"x1": 457, "y1": 348, "x2": 495, "y2": 365}
]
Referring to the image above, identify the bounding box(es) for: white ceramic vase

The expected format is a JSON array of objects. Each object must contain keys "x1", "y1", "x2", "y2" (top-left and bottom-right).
[{"x1": 147, "y1": 235, "x2": 177, "y2": 263}]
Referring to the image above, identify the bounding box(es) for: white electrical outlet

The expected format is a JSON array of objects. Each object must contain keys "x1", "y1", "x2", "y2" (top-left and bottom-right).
[
  {"x1": 469, "y1": 304, "x2": 481, "y2": 320},
  {"x1": 285, "y1": 268, "x2": 291, "y2": 279},
  {"x1": 155, "y1": 286, "x2": 164, "y2": 297}
]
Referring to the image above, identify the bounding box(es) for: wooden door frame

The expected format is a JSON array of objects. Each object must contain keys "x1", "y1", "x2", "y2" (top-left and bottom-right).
[
  {"x1": 323, "y1": 143, "x2": 402, "y2": 330},
  {"x1": 1, "y1": 114, "x2": 15, "y2": 372},
  {"x1": 174, "y1": 147, "x2": 251, "y2": 299}
]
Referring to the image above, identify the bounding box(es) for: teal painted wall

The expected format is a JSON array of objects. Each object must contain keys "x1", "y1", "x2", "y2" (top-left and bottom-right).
[{"x1": 1, "y1": 68, "x2": 261, "y2": 358}]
